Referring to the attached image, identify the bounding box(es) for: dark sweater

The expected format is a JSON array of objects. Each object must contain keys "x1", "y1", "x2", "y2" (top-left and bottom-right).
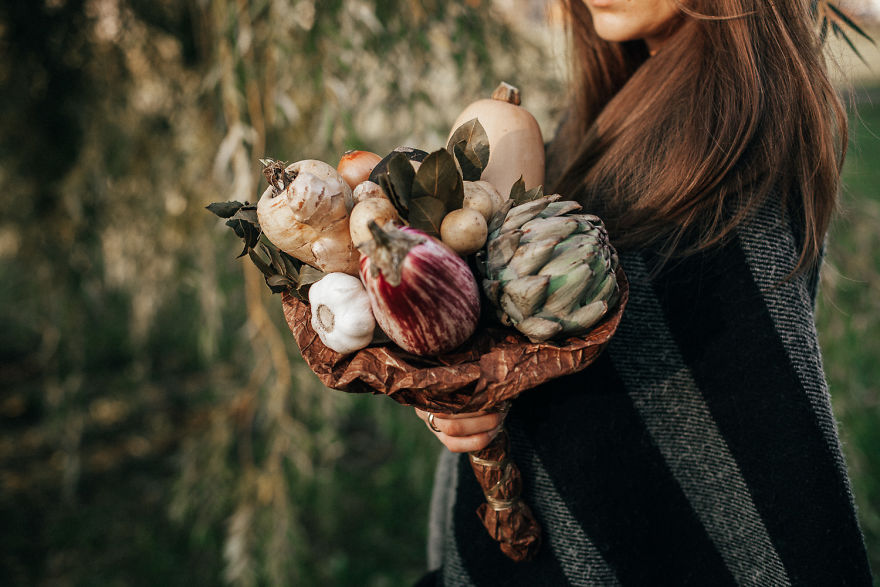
[{"x1": 421, "y1": 198, "x2": 872, "y2": 586}]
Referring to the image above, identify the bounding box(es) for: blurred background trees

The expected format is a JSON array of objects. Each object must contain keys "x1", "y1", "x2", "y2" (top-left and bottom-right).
[{"x1": 0, "y1": 1, "x2": 876, "y2": 585}]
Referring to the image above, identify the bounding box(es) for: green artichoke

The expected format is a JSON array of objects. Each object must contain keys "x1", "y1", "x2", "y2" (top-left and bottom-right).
[{"x1": 477, "y1": 195, "x2": 620, "y2": 342}]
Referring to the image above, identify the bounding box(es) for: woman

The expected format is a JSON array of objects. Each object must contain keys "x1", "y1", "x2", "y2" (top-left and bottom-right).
[{"x1": 415, "y1": 0, "x2": 873, "y2": 584}]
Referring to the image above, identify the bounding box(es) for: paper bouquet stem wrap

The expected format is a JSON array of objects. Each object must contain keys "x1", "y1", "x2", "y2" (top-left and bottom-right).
[
  {"x1": 468, "y1": 426, "x2": 541, "y2": 561},
  {"x1": 281, "y1": 268, "x2": 628, "y2": 561}
]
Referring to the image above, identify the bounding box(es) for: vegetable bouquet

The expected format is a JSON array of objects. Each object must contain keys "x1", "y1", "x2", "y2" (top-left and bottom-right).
[{"x1": 208, "y1": 82, "x2": 628, "y2": 562}]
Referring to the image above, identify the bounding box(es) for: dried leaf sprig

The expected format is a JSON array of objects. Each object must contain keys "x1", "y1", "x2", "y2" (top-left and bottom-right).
[{"x1": 206, "y1": 198, "x2": 324, "y2": 299}]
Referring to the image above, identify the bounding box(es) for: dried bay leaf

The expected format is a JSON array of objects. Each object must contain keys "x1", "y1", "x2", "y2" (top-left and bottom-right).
[
  {"x1": 408, "y1": 196, "x2": 446, "y2": 237},
  {"x1": 508, "y1": 176, "x2": 545, "y2": 206},
  {"x1": 230, "y1": 205, "x2": 259, "y2": 225},
  {"x1": 206, "y1": 201, "x2": 245, "y2": 218},
  {"x1": 412, "y1": 149, "x2": 464, "y2": 210},
  {"x1": 267, "y1": 274, "x2": 294, "y2": 293},
  {"x1": 508, "y1": 177, "x2": 526, "y2": 205},
  {"x1": 248, "y1": 247, "x2": 276, "y2": 278},
  {"x1": 264, "y1": 243, "x2": 289, "y2": 277},
  {"x1": 447, "y1": 118, "x2": 490, "y2": 180},
  {"x1": 377, "y1": 175, "x2": 398, "y2": 211},
  {"x1": 453, "y1": 142, "x2": 483, "y2": 182},
  {"x1": 209, "y1": 163, "x2": 326, "y2": 298},
  {"x1": 523, "y1": 185, "x2": 544, "y2": 204},
  {"x1": 226, "y1": 217, "x2": 261, "y2": 251},
  {"x1": 281, "y1": 251, "x2": 301, "y2": 279},
  {"x1": 386, "y1": 151, "x2": 415, "y2": 213},
  {"x1": 297, "y1": 264, "x2": 326, "y2": 290}
]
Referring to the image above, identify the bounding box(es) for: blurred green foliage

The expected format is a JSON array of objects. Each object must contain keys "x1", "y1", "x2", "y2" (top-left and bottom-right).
[
  {"x1": 817, "y1": 85, "x2": 880, "y2": 577},
  {"x1": 0, "y1": 1, "x2": 876, "y2": 585}
]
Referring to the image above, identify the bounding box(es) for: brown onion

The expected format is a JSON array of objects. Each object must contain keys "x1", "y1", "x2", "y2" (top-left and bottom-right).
[{"x1": 337, "y1": 150, "x2": 382, "y2": 190}]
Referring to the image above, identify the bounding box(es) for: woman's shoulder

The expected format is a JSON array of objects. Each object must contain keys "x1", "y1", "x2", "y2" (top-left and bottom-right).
[{"x1": 617, "y1": 193, "x2": 820, "y2": 371}]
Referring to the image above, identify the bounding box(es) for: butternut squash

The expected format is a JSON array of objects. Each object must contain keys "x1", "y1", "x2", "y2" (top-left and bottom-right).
[{"x1": 447, "y1": 82, "x2": 545, "y2": 198}]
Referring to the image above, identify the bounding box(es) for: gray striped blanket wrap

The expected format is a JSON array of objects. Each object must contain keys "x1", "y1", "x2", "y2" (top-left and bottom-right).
[{"x1": 418, "y1": 199, "x2": 872, "y2": 586}]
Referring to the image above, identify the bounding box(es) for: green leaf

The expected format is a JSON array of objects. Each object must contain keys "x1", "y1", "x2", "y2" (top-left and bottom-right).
[
  {"x1": 447, "y1": 118, "x2": 490, "y2": 181},
  {"x1": 412, "y1": 149, "x2": 464, "y2": 210},
  {"x1": 206, "y1": 201, "x2": 245, "y2": 218},
  {"x1": 407, "y1": 197, "x2": 447, "y2": 237}
]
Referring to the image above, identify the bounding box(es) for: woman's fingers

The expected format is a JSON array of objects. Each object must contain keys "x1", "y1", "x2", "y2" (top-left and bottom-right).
[
  {"x1": 415, "y1": 408, "x2": 507, "y2": 453},
  {"x1": 434, "y1": 430, "x2": 499, "y2": 453},
  {"x1": 415, "y1": 409, "x2": 504, "y2": 437}
]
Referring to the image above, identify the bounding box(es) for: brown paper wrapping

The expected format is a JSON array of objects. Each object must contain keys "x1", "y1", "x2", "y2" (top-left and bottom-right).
[
  {"x1": 468, "y1": 428, "x2": 541, "y2": 561},
  {"x1": 281, "y1": 269, "x2": 628, "y2": 561}
]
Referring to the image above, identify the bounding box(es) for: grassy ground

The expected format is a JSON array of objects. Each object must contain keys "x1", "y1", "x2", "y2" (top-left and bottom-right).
[{"x1": 816, "y1": 84, "x2": 880, "y2": 575}]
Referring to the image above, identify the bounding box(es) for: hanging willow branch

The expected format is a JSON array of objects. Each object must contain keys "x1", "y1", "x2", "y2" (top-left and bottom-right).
[{"x1": 812, "y1": 0, "x2": 876, "y2": 62}]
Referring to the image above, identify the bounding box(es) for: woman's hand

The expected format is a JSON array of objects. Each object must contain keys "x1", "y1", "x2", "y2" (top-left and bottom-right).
[{"x1": 415, "y1": 406, "x2": 508, "y2": 453}]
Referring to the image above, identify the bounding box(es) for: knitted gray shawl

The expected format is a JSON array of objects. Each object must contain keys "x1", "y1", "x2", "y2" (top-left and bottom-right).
[{"x1": 420, "y1": 198, "x2": 872, "y2": 586}]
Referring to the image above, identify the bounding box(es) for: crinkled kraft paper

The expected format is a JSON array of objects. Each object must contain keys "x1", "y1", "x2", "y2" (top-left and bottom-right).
[
  {"x1": 281, "y1": 268, "x2": 627, "y2": 562},
  {"x1": 281, "y1": 269, "x2": 628, "y2": 414}
]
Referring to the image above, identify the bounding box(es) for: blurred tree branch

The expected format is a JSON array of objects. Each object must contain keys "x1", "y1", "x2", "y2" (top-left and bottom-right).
[{"x1": 0, "y1": 1, "x2": 559, "y2": 584}]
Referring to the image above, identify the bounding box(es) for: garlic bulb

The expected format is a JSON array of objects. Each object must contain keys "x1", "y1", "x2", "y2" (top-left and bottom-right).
[{"x1": 308, "y1": 273, "x2": 376, "y2": 355}]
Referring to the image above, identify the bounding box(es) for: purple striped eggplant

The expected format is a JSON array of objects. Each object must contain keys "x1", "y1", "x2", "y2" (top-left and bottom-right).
[{"x1": 358, "y1": 222, "x2": 480, "y2": 356}]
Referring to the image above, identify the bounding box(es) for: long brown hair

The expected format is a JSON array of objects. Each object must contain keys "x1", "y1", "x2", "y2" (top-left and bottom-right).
[{"x1": 548, "y1": 0, "x2": 847, "y2": 271}]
